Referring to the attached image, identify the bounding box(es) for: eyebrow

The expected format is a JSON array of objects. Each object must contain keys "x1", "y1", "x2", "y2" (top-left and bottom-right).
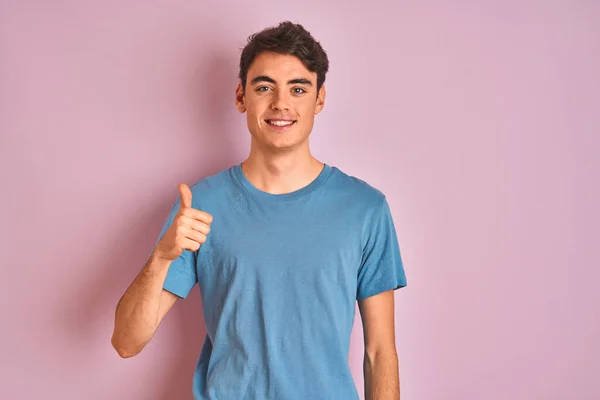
[{"x1": 250, "y1": 75, "x2": 313, "y2": 86}]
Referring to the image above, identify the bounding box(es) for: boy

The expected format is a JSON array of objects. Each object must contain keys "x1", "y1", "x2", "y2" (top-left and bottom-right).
[{"x1": 112, "y1": 21, "x2": 407, "y2": 400}]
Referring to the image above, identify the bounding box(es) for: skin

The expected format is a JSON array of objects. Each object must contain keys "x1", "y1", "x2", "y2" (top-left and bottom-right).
[
  {"x1": 234, "y1": 51, "x2": 327, "y2": 193},
  {"x1": 359, "y1": 291, "x2": 401, "y2": 400},
  {"x1": 112, "y1": 50, "x2": 401, "y2": 399}
]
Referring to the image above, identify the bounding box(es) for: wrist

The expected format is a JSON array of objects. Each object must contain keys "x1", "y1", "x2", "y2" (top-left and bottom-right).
[{"x1": 148, "y1": 251, "x2": 172, "y2": 272}]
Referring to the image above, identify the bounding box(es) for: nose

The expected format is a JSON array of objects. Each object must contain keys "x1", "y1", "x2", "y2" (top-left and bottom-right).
[{"x1": 270, "y1": 88, "x2": 290, "y2": 111}]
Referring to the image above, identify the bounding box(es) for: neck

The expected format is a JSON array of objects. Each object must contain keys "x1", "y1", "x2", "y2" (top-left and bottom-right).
[{"x1": 241, "y1": 148, "x2": 325, "y2": 195}]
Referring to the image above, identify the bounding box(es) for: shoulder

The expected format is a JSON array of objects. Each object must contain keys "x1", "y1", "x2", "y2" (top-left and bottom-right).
[
  {"x1": 329, "y1": 164, "x2": 387, "y2": 210},
  {"x1": 186, "y1": 165, "x2": 235, "y2": 209}
]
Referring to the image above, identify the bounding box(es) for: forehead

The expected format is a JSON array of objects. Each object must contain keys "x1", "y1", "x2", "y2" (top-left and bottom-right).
[{"x1": 247, "y1": 51, "x2": 316, "y2": 81}]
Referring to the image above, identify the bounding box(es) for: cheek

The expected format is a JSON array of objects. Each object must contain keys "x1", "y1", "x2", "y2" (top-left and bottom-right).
[
  {"x1": 243, "y1": 106, "x2": 259, "y2": 123},
  {"x1": 298, "y1": 102, "x2": 317, "y2": 118},
  {"x1": 245, "y1": 111, "x2": 265, "y2": 134},
  {"x1": 297, "y1": 108, "x2": 315, "y2": 124},
  {"x1": 246, "y1": 102, "x2": 266, "y2": 122}
]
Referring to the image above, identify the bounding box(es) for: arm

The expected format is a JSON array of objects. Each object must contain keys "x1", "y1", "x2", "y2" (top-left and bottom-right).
[
  {"x1": 111, "y1": 252, "x2": 179, "y2": 358},
  {"x1": 111, "y1": 183, "x2": 212, "y2": 358},
  {"x1": 358, "y1": 289, "x2": 400, "y2": 400}
]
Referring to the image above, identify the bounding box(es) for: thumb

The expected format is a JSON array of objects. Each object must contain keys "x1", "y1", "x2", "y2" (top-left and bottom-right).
[{"x1": 179, "y1": 183, "x2": 192, "y2": 210}]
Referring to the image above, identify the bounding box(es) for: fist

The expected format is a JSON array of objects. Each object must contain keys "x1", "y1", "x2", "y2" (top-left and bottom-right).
[{"x1": 154, "y1": 183, "x2": 213, "y2": 261}]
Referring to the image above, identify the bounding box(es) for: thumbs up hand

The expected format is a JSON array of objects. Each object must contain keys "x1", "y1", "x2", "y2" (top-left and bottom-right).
[{"x1": 154, "y1": 183, "x2": 213, "y2": 261}]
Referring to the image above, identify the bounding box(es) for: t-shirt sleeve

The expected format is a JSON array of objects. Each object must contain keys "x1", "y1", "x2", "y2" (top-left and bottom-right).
[
  {"x1": 150, "y1": 195, "x2": 198, "y2": 299},
  {"x1": 356, "y1": 196, "x2": 407, "y2": 301}
]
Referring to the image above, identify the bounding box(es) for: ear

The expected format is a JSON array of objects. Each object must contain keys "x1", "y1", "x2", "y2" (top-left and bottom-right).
[
  {"x1": 235, "y1": 81, "x2": 247, "y2": 113},
  {"x1": 314, "y1": 84, "x2": 326, "y2": 115}
]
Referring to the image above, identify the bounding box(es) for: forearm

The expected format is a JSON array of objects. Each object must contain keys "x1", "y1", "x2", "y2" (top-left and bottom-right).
[
  {"x1": 363, "y1": 350, "x2": 400, "y2": 400},
  {"x1": 111, "y1": 253, "x2": 171, "y2": 357}
]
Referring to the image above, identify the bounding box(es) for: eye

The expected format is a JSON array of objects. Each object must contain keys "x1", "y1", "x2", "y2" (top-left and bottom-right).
[
  {"x1": 256, "y1": 86, "x2": 272, "y2": 92},
  {"x1": 293, "y1": 87, "x2": 307, "y2": 94}
]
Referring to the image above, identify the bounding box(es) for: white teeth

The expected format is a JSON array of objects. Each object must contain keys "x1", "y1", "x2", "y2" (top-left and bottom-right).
[{"x1": 268, "y1": 120, "x2": 294, "y2": 126}]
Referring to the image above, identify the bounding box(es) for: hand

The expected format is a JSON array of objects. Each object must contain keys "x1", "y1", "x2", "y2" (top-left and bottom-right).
[{"x1": 154, "y1": 183, "x2": 213, "y2": 261}]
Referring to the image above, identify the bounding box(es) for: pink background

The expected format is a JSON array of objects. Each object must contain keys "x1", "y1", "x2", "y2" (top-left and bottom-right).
[{"x1": 1, "y1": 1, "x2": 598, "y2": 399}]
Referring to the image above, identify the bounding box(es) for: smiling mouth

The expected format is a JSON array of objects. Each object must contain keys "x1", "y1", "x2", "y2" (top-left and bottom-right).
[{"x1": 265, "y1": 120, "x2": 297, "y2": 127}]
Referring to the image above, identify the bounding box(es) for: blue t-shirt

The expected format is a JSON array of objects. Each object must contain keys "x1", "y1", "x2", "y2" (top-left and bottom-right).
[{"x1": 152, "y1": 162, "x2": 407, "y2": 399}]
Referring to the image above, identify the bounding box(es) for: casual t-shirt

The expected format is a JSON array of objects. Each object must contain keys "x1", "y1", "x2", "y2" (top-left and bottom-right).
[{"x1": 151, "y1": 162, "x2": 407, "y2": 400}]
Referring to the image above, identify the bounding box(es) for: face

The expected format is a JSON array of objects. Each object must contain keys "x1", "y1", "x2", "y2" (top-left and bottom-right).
[{"x1": 235, "y1": 51, "x2": 326, "y2": 153}]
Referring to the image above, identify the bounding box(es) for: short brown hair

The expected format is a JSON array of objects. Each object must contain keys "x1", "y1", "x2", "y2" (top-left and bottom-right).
[{"x1": 238, "y1": 21, "x2": 329, "y2": 94}]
